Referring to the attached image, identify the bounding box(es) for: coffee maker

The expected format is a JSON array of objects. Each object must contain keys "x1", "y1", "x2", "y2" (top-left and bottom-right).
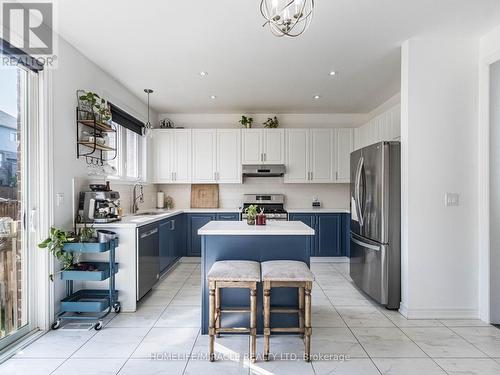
[{"x1": 78, "y1": 190, "x2": 121, "y2": 223}]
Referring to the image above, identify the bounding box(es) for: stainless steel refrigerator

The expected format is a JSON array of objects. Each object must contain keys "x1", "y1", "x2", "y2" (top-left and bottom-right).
[{"x1": 350, "y1": 141, "x2": 401, "y2": 309}]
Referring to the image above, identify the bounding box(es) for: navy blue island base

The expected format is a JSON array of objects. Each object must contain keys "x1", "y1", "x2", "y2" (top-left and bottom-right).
[{"x1": 199, "y1": 221, "x2": 314, "y2": 335}]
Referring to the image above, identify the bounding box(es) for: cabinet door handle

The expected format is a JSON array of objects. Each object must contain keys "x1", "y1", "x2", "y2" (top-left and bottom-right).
[
  {"x1": 336, "y1": 171, "x2": 338, "y2": 180},
  {"x1": 264, "y1": 153, "x2": 266, "y2": 162},
  {"x1": 171, "y1": 219, "x2": 175, "y2": 230},
  {"x1": 310, "y1": 171, "x2": 313, "y2": 180}
]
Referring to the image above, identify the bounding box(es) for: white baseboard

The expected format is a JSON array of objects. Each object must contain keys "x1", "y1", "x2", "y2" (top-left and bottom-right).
[
  {"x1": 400, "y1": 304, "x2": 479, "y2": 319},
  {"x1": 311, "y1": 257, "x2": 349, "y2": 263}
]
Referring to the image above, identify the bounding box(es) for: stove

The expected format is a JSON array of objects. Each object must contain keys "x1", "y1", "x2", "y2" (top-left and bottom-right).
[{"x1": 241, "y1": 194, "x2": 288, "y2": 221}]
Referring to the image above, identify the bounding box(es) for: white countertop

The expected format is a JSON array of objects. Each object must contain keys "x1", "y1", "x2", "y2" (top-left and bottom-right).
[
  {"x1": 198, "y1": 220, "x2": 315, "y2": 236},
  {"x1": 86, "y1": 208, "x2": 240, "y2": 228},
  {"x1": 287, "y1": 208, "x2": 350, "y2": 214}
]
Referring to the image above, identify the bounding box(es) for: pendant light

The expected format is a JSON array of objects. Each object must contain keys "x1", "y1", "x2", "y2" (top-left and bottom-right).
[
  {"x1": 144, "y1": 89, "x2": 153, "y2": 136},
  {"x1": 260, "y1": 0, "x2": 314, "y2": 37}
]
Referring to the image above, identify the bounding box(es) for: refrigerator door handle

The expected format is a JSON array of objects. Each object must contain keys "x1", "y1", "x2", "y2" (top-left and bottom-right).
[
  {"x1": 355, "y1": 157, "x2": 364, "y2": 227},
  {"x1": 351, "y1": 236, "x2": 381, "y2": 251}
]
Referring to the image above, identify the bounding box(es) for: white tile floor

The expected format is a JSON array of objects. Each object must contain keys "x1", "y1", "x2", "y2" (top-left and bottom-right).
[{"x1": 1, "y1": 261, "x2": 499, "y2": 375}]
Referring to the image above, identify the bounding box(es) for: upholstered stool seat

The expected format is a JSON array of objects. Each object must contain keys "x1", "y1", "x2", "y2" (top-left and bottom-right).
[
  {"x1": 261, "y1": 260, "x2": 315, "y2": 362},
  {"x1": 207, "y1": 260, "x2": 260, "y2": 362},
  {"x1": 261, "y1": 260, "x2": 315, "y2": 282},
  {"x1": 207, "y1": 260, "x2": 260, "y2": 282}
]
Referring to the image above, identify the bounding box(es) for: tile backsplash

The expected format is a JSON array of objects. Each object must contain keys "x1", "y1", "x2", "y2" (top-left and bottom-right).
[{"x1": 157, "y1": 177, "x2": 350, "y2": 210}]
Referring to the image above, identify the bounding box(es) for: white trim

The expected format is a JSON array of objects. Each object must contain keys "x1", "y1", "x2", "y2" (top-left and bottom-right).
[
  {"x1": 402, "y1": 308, "x2": 479, "y2": 320},
  {"x1": 310, "y1": 256, "x2": 348, "y2": 263},
  {"x1": 478, "y1": 46, "x2": 500, "y2": 323},
  {"x1": 35, "y1": 68, "x2": 54, "y2": 331},
  {"x1": 0, "y1": 330, "x2": 44, "y2": 364}
]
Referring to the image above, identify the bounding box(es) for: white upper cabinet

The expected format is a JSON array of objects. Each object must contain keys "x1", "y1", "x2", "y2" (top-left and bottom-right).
[
  {"x1": 152, "y1": 129, "x2": 192, "y2": 183},
  {"x1": 216, "y1": 129, "x2": 241, "y2": 183},
  {"x1": 336, "y1": 128, "x2": 354, "y2": 182},
  {"x1": 242, "y1": 129, "x2": 262, "y2": 164},
  {"x1": 153, "y1": 130, "x2": 173, "y2": 182},
  {"x1": 192, "y1": 129, "x2": 241, "y2": 184},
  {"x1": 310, "y1": 129, "x2": 335, "y2": 182},
  {"x1": 285, "y1": 128, "x2": 352, "y2": 183},
  {"x1": 354, "y1": 104, "x2": 401, "y2": 150},
  {"x1": 284, "y1": 129, "x2": 309, "y2": 183},
  {"x1": 171, "y1": 130, "x2": 192, "y2": 183},
  {"x1": 192, "y1": 129, "x2": 217, "y2": 183},
  {"x1": 262, "y1": 129, "x2": 285, "y2": 164},
  {"x1": 242, "y1": 129, "x2": 284, "y2": 164}
]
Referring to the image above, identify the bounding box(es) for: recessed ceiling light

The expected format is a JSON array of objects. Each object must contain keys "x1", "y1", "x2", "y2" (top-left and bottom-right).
[
  {"x1": 329, "y1": 71, "x2": 337, "y2": 76},
  {"x1": 199, "y1": 71, "x2": 208, "y2": 76},
  {"x1": 210, "y1": 95, "x2": 217, "y2": 99},
  {"x1": 313, "y1": 95, "x2": 321, "y2": 100}
]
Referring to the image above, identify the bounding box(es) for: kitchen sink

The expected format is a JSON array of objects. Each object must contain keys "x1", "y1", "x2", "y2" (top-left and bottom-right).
[{"x1": 133, "y1": 212, "x2": 162, "y2": 216}]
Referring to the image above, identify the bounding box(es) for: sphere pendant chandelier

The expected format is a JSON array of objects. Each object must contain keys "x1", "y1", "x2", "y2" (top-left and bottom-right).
[{"x1": 260, "y1": 0, "x2": 314, "y2": 37}]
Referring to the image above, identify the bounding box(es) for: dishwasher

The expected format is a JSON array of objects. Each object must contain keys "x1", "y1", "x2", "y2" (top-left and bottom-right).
[{"x1": 137, "y1": 223, "x2": 160, "y2": 300}]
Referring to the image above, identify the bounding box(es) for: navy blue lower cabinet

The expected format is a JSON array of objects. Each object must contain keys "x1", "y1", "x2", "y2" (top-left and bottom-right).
[
  {"x1": 187, "y1": 213, "x2": 216, "y2": 256},
  {"x1": 216, "y1": 212, "x2": 240, "y2": 221},
  {"x1": 289, "y1": 212, "x2": 348, "y2": 256},
  {"x1": 175, "y1": 214, "x2": 186, "y2": 258},
  {"x1": 288, "y1": 213, "x2": 316, "y2": 256},
  {"x1": 317, "y1": 214, "x2": 342, "y2": 256}
]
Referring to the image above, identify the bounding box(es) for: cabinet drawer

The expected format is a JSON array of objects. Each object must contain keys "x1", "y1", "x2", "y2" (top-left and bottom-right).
[{"x1": 216, "y1": 213, "x2": 240, "y2": 221}]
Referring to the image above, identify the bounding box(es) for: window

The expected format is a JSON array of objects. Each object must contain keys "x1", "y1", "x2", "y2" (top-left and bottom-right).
[{"x1": 108, "y1": 125, "x2": 142, "y2": 181}]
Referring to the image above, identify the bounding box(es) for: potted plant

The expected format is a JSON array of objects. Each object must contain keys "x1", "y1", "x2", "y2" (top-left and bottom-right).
[
  {"x1": 77, "y1": 90, "x2": 112, "y2": 124},
  {"x1": 38, "y1": 226, "x2": 96, "y2": 280},
  {"x1": 263, "y1": 116, "x2": 279, "y2": 128},
  {"x1": 245, "y1": 204, "x2": 259, "y2": 225},
  {"x1": 239, "y1": 115, "x2": 254, "y2": 129}
]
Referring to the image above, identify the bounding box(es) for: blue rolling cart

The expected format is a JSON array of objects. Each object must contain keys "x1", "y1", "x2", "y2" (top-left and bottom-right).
[{"x1": 52, "y1": 238, "x2": 120, "y2": 331}]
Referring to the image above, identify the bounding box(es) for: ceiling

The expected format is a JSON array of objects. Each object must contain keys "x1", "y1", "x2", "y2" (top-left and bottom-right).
[{"x1": 55, "y1": 0, "x2": 500, "y2": 114}]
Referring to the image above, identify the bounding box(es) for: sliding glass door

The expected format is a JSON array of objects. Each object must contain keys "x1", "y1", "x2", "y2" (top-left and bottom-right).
[{"x1": 0, "y1": 62, "x2": 35, "y2": 349}]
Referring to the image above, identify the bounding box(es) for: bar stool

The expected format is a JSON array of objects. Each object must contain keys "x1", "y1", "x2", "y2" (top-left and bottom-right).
[
  {"x1": 261, "y1": 260, "x2": 315, "y2": 361},
  {"x1": 207, "y1": 260, "x2": 260, "y2": 362}
]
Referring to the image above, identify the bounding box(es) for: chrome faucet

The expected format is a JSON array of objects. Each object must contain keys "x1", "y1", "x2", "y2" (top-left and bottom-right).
[{"x1": 132, "y1": 183, "x2": 144, "y2": 214}]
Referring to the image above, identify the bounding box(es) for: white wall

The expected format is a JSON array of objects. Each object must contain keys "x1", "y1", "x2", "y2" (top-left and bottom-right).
[
  {"x1": 400, "y1": 38, "x2": 479, "y2": 319},
  {"x1": 158, "y1": 178, "x2": 350, "y2": 210},
  {"x1": 156, "y1": 113, "x2": 368, "y2": 129},
  {"x1": 51, "y1": 37, "x2": 157, "y2": 308}
]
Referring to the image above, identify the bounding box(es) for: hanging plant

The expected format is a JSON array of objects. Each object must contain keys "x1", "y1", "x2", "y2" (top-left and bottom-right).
[
  {"x1": 263, "y1": 116, "x2": 279, "y2": 128},
  {"x1": 77, "y1": 90, "x2": 112, "y2": 123}
]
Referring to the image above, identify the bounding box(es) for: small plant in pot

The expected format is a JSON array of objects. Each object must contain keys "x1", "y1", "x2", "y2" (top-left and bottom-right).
[
  {"x1": 38, "y1": 226, "x2": 96, "y2": 281},
  {"x1": 245, "y1": 204, "x2": 259, "y2": 225},
  {"x1": 263, "y1": 116, "x2": 279, "y2": 128},
  {"x1": 239, "y1": 115, "x2": 253, "y2": 129}
]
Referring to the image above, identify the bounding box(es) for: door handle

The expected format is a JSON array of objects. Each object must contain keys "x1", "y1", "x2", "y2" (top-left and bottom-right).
[
  {"x1": 351, "y1": 235, "x2": 380, "y2": 251},
  {"x1": 264, "y1": 153, "x2": 266, "y2": 162},
  {"x1": 310, "y1": 171, "x2": 313, "y2": 181},
  {"x1": 355, "y1": 157, "x2": 364, "y2": 227},
  {"x1": 171, "y1": 220, "x2": 175, "y2": 231}
]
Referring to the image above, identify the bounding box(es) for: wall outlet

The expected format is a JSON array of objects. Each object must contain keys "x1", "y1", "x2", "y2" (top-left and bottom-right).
[{"x1": 445, "y1": 193, "x2": 460, "y2": 207}]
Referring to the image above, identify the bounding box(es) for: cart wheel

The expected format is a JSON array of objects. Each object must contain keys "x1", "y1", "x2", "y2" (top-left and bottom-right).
[
  {"x1": 94, "y1": 321, "x2": 103, "y2": 331},
  {"x1": 51, "y1": 320, "x2": 61, "y2": 330},
  {"x1": 113, "y1": 303, "x2": 121, "y2": 314}
]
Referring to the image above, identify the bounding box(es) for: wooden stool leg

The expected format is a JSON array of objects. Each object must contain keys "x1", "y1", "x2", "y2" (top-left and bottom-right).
[
  {"x1": 298, "y1": 287, "x2": 305, "y2": 338},
  {"x1": 263, "y1": 282, "x2": 271, "y2": 361},
  {"x1": 215, "y1": 286, "x2": 221, "y2": 337},
  {"x1": 304, "y1": 286, "x2": 312, "y2": 362},
  {"x1": 250, "y1": 285, "x2": 257, "y2": 363},
  {"x1": 208, "y1": 283, "x2": 216, "y2": 362}
]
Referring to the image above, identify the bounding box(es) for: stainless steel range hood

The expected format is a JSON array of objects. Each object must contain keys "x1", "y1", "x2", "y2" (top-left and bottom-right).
[{"x1": 242, "y1": 164, "x2": 286, "y2": 177}]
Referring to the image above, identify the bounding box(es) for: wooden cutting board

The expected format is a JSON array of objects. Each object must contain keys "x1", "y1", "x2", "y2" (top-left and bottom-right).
[{"x1": 190, "y1": 184, "x2": 219, "y2": 208}]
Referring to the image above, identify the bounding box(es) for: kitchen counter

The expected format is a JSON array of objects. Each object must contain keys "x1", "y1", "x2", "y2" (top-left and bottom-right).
[
  {"x1": 198, "y1": 220, "x2": 315, "y2": 236},
  {"x1": 287, "y1": 208, "x2": 350, "y2": 214},
  {"x1": 88, "y1": 208, "x2": 240, "y2": 228},
  {"x1": 199, "y1": 220, "x2": 314, "y2": 334}
]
